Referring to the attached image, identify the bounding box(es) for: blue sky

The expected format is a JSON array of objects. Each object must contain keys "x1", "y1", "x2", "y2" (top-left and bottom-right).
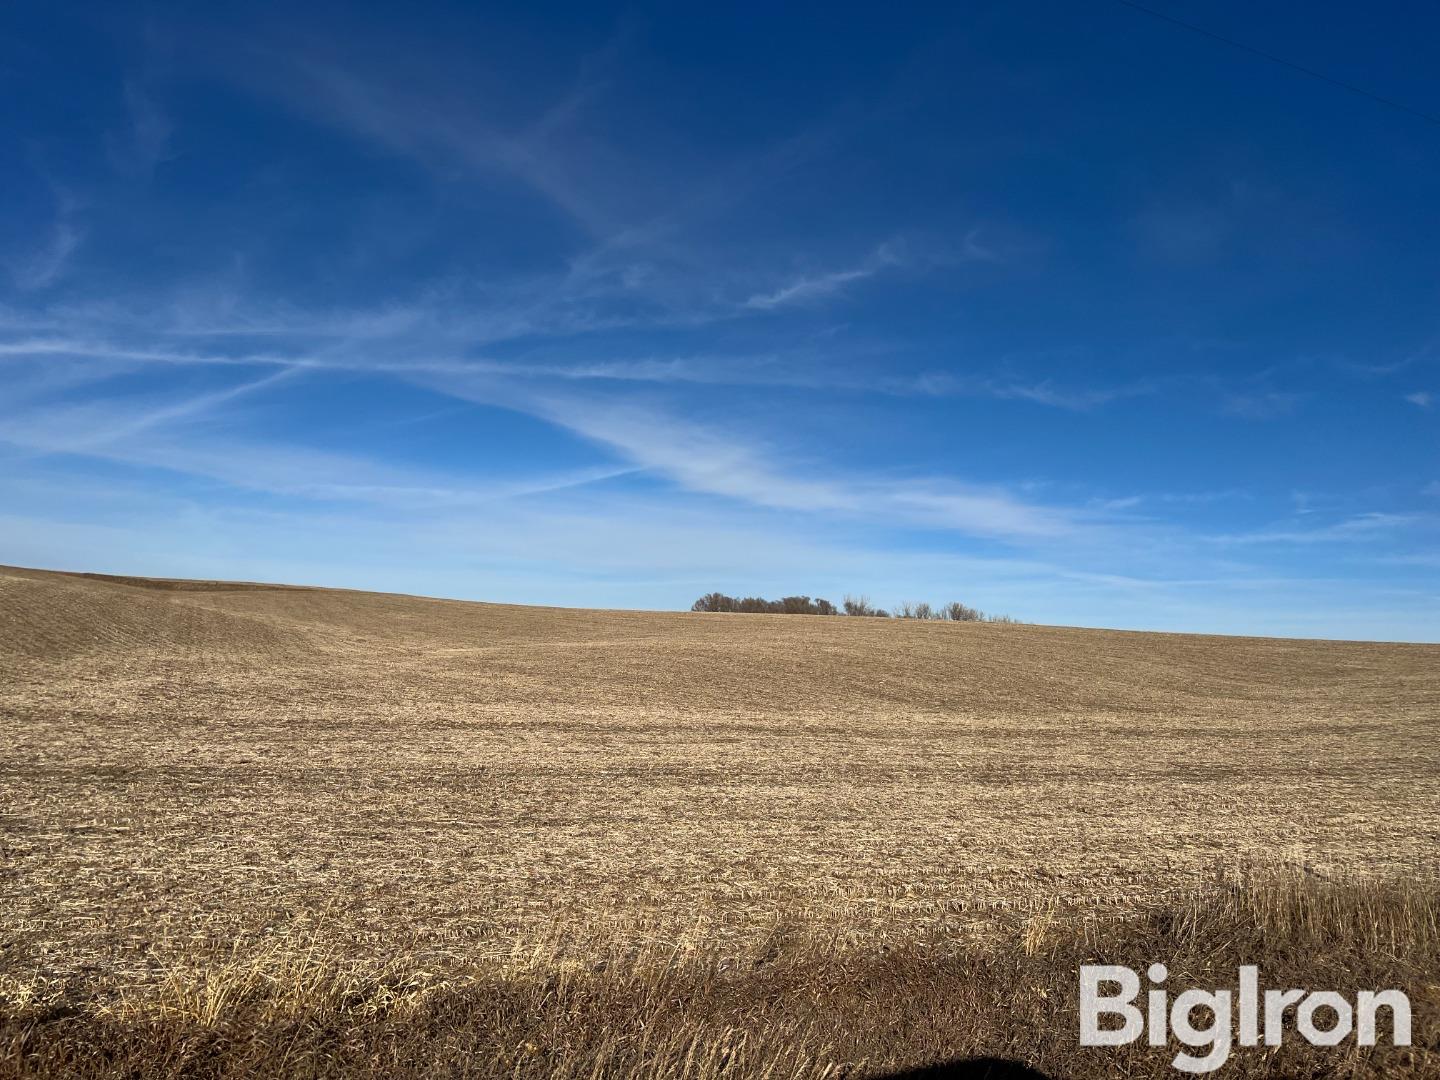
[{"x1": 2, "y1": 1, "x2": 1437, "y2": 639}]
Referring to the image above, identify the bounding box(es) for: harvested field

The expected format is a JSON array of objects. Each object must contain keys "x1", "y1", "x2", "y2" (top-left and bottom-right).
[{"x1": 2, "y1": 563, "x2": 1438, "y2": 1077}]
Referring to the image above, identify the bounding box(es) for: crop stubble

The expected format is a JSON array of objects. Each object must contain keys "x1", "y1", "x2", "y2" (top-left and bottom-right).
[{"x1": 1, "y1": 564, "x2": 1437, "y2": 992}]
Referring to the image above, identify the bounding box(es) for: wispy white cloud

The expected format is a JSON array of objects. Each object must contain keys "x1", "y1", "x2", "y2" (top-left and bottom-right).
[
  {"x1": 240, "y1": 37, "x2": 634, "y2": 241},
  {"x1": 1331, "y1": 356, "x2": 1413, "y2": 377},
  {"x1": 744, "y1": 266, "x2": 877, "y2": 311},
  {"x1": 1405, "y1": 390, "x2": 1433, "y2": 408},
  {"x1": 743, "y1": 243, "x2": 905, "y2": 311},
  {"x1": 1089, "y1": 495, "x2": 1144, "y2": 511},
  {"x1": 0, "y1": 337, "x2": 1161, "y2": 415},
  {"x1": 911, "y1": 372, "x2": 1158, "y2": 410},
  {"x1": 1132, "y1": 202, "x2": 1229, "y2": 265},
  {"x1": 0, "y1": 342, "x2": 648, "y2": 513},
  {"x1": 1146, "y1": 488, "x2": 1253, "y2": 505},
  {"x1": 0, "y1": 232, "x2": 902, "y2": 346},
  {"x1": 1375, "y1": 551, "x2": 1440, "y2": 569},
  {"x1": 73, "y1": 368, "x2": 300, "y2": 450},
  {"x1": 1211, "y1": 512, "x2": 1426, "y2": 546},
  {"x1": 0, "y1": 384, "x2": 636, "y2": 510},
  {"x1": 8, "y1": 218, "x2": 83, "y2": 292},
  {"x1": 415, "y1": 373, "x2": 1081, "y2": 540},
  {"x1": 0, "y1": 369, "x2": 306, "y2": 472},
  {"x1": 1222, "y1": 391, "x2": 1303, "y2": 419},
  {"x1": 109, "y1": 80, "x2": 174, "y2": 176}
]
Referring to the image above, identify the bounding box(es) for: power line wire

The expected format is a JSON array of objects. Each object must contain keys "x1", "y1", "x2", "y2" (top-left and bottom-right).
[{"x1": 1111, "y1": 0, "x2": 1440, "y2": 126}]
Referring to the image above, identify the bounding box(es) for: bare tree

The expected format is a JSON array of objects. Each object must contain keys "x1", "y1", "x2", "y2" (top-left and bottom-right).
[
  {"x1": 692, "y1": 593, "x2": 841, "y2": 615},
  {"x1": 942, "y1": 601, "x2": 984, "y2": 622},
  {"x1": 693, "y1": 592, "x2": 1002, "y2": 621},
  {"x1": 842, "y1": 595, "x2": 889, "y2": 617}
]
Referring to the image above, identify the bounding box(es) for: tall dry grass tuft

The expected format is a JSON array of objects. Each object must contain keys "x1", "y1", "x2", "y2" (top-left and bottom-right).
[{"x1": 2, "y1": 865, "x2": 1436, "y2": 1079}]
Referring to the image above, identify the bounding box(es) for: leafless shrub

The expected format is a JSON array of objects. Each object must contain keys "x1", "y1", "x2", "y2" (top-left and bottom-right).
[
  {"x1": 895, "y1": 601, "x2": 939, "y2": 620},
  {"x1": 691, "y1": 593, "x2": 840, "y2": 615},
  {"x1": 695, "y1": 593, "x2": 1008, "y2": 623},
  {"x1": 942, "y1": 601, "x2": 984, "y2": 622}
]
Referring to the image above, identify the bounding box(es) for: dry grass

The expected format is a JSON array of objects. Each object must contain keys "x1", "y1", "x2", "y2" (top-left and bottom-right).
[
  {"x1": 2, "y1": 565, "x2": 1438, "y2": 1076},
  {"x1": 4, "y1": 870, "x2": 1438, "y2": 1078}
]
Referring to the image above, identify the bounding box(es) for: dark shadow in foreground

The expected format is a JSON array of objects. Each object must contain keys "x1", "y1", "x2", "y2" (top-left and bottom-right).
[{"x1": 870, "y1": 1057, "x2": 1052, "y2": 1080}]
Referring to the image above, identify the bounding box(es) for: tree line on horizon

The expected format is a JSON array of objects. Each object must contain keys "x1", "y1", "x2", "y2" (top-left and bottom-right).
[{"x1": 690, "y1": 592, "x2": 1015, "y2": 623}]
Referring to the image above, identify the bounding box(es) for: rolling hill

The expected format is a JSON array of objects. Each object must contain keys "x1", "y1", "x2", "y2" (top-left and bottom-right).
[{"x1": 2, "y1": 563, "x2": 1437, "y2": 1076}]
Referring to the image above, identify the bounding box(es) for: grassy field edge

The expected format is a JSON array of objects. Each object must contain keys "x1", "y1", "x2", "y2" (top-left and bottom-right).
[{"x1": 4, "y1": 867, "x2": 1437, "y2": 1079}]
